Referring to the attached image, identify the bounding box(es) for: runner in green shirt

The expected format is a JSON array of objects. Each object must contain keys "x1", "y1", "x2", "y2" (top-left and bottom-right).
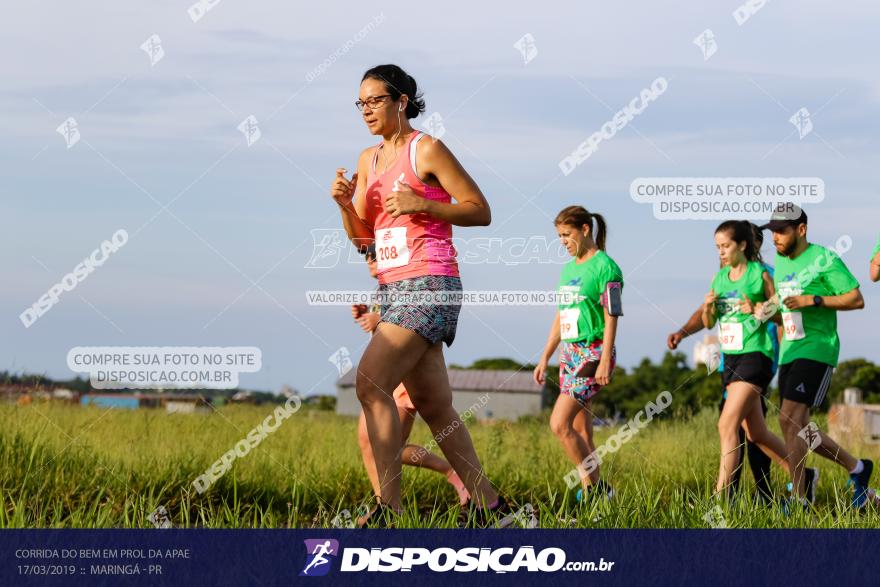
[
  {"x1": 534, "y1": 205, "x2": 623, "y2": 502},
  {"x1": 760, "y1": 204, "x2": 872, "y2": 510},
  {"x1": 701, "y1": 220, "x2": 791, "y2": 497}
]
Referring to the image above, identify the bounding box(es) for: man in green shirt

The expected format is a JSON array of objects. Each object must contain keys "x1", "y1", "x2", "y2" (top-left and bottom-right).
[
  {"x1": 761, "y1": 204, "x2": 871, "y2": 510},
  {"x1": 870, "y1": 236, "x2": 880, "y2": 282}
]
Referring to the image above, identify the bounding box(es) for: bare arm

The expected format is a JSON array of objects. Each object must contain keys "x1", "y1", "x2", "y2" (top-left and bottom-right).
[
  {"x1": 701, "y1": 292, "x2": 718, "y2": 329},
  {"x1": 533, "y1": 312, "x2": 561, "y2": 385},
  {"x1": 415, "y1": 139, "x2": 491, "y2": 227},
  {"x1": 667, "y1": 306, "x2": 704, "y2": 349},
  {"x1": 540, "y1": 312, "x2": 562, "y2": 364},
  {"x1": 871, "y1": 251, "x2": 880, "y2": 282},
  {"x1": 333, "y1": 149, "x2": 374, "y2": 249},
  {"x1": 595, "y1": 310, "x2": 619, "y2": 386},
  {"x1": 817, "y1": 288, "x2": 865, "y2": 311}
]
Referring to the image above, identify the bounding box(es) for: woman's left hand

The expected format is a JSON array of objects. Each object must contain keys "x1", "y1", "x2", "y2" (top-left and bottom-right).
[
  {"x1": 384, "y1": 178, "x2": 425, "y2": 217},
  {"x1": 595, "y1": 358, "x2": 613, "y2": 386}
]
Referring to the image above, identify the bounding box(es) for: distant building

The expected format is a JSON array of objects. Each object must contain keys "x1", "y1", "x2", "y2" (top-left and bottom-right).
[
  {"x1": 335, "y1": 367, "x2": 542, "y2": 421},
  {"x1": 829, "y1": 388, "x2": 880, "y2": 444},
  {"x1": 80, "y1": 393, "x2": 212, "y2": 413}
]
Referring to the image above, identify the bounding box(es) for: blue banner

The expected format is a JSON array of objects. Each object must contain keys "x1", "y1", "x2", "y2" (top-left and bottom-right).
[{"x1": 1, "y1": 529, "x2": 876, "y2": 585}]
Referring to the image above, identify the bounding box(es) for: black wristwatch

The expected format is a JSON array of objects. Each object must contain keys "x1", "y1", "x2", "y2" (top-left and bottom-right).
[{"x1": 813, "y1": 295, "x2": 823, "y2": 307}]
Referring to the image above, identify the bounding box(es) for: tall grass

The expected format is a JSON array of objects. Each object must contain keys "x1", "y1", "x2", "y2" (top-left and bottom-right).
[{"x1": 1, "y1": 403, "x2": 878, "y2": 528}]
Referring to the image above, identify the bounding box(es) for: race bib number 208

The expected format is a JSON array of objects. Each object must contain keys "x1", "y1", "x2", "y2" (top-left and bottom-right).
[{"x1": 376, "y1": 227, "x2": 410, "y2": 270}]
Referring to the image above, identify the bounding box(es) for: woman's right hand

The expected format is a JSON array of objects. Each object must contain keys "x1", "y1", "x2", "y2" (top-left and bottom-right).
[
  {"x1": 331, "y1": 168, "x2": 358, "y2": 208},
  {"x1": 533, "y1": 359, "x2": 548, "y2": 386}
]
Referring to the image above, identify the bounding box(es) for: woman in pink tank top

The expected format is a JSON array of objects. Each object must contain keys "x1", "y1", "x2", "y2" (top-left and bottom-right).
[{"x1": 329, "y1": 64, "x2": 511, "y2": 526}]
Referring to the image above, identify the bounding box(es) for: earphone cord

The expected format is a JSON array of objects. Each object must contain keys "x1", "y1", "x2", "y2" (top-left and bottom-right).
[{"x1": 380, "y1": 105, "x2": 403, "y2": 174}]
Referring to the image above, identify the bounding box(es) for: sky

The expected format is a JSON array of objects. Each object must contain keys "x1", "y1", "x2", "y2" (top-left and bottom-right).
[{"x1": 2, "y1": 1, "x2": 879, "y2": 396}]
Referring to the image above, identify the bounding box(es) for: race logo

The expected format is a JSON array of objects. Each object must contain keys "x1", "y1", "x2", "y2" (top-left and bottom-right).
[
  {"x1": 798, "y1": 421, "x2": 821, "y2": 451},
  {"x1": 703, "y1": 504, "x2": 727, "y2": 529},
  {"x1": 513, "y1": 33, "x2": 538, "y2": 65},
  {"x1": 789, "y1": 107, "x2": 813, "y2": 139},
  {"x1": 56, "y1": 117, "x2": 80, "y2": 149},
  {"x1": 421, "y1": 112, "x2": 446, "y2": 140},
  {"x1": 693, "y1": 29, "x2": 717, "y2": 61},
  {"x1": 717, "y1": 291, "x2": 740, "y2": 316},
  {"x1": 777, "y1": 276, "x2": 802, "y2": 300},
  {"x1": 237, "y1": 115, "x2": 261, "y2": 147},
  {"x1": 300, "y1": 539, "x2": 339, "y2": 577},
  {"x1": 305, "y1": 229, "x2": 346, "y2": 269},
  {"x1": 140, "y1": 34, "x2": 165, "y2": 67},
  {"x1": 328, "y1": 347, "x2": 352, "y2": 377}
]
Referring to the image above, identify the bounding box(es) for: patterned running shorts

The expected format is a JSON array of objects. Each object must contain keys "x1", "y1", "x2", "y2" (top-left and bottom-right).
[
  {"x1": 379, "y1": 275, "x2": 462, "y2": 346},
  {"x1": 559, "y1": 339, "x2": 615, "y2": 406}
]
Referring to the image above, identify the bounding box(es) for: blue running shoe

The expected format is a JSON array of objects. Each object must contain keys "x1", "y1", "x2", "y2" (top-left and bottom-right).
[{"x1": 849, "y1": 459, "x2": 874, "y2": 509}]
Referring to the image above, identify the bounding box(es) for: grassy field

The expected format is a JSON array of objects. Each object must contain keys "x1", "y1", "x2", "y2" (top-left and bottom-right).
[{"x1": 2, "y1": 401, "x2": 879, "y2": 528}]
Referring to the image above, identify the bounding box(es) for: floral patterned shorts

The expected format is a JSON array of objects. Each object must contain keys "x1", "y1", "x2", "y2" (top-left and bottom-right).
[
  {"x1": 559, "y1": 339, "x2": 615, "y2": 407},
  {"x1": 379, "y1": 276, "x2": 462, "y2": 346}
]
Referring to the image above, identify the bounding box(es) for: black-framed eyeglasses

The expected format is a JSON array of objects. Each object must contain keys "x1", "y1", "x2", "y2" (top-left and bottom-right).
[{"x1": 355, "y1": 95, "x2": 392, "y2": 112}]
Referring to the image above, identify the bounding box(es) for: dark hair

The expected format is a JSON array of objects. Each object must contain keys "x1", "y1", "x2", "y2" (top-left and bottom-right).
[
  {"x1": 715, "y1": 220, "x2": 763, "y2": 264},
  {"x1": 554, "y1": 205, "x2": 608, "y2": 251},
  {"x1": 749, "y1": 222, "x2": 764, "y2": 247},
  {"x1": 361, "y1": 64, "x2": 426, "y2": 119}
]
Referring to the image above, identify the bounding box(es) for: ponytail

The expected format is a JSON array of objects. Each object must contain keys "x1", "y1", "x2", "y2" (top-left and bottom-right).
[
  {"x1": 554, "y1": 205, "x2": 608, "y2": 251},
  {"x1": 592, "y1": 212, "x2": 607, "y2": 251}
]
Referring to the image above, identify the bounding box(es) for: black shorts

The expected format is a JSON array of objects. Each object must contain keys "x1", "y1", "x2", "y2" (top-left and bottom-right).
[
  {"x1": 778, "y1": 359, "x2": 834, "y2": 408},
  {"x1": 722, "y1": 352, "x2": 773, "y2": 390}
]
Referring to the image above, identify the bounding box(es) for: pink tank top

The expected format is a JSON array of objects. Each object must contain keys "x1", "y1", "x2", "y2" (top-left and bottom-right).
[{"x1": 364, "y1": 131, "x2": 459, "y2": 285}]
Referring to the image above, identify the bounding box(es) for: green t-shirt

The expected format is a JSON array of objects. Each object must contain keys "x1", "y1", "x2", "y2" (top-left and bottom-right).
[
  {"x1": 872, "y1": 236, "x2": 880, "y2": 260},
  {"x1": 710, "y1": 261, "x2": 773, "y2": 358},
  {"x1": 774, "y1": 243, "x2": 860, "y2": 367},
  {"x1": 557, "y1": 251, "x2": 623, "y2": 344}
]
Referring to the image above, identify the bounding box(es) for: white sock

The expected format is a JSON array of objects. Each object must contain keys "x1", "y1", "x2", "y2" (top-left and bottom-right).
[{"x1": 850, "y1": 460, "x2": 864, "y2": 475}]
